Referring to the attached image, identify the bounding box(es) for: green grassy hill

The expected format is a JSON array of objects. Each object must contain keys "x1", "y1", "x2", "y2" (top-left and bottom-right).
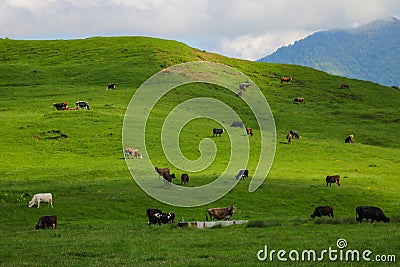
[{"x1": 0, "y1": 37, "x2": 399, "y2": 266}]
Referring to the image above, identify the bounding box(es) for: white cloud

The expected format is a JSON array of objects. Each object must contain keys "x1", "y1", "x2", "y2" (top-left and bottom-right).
[{"x1": 0, "y1": 0, "x2": 399, "y2": 59}]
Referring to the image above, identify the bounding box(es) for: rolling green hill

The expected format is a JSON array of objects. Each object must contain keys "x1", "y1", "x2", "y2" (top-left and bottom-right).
[{"x1": 0, "y1": 36, "x2": 399, "y2": 266}]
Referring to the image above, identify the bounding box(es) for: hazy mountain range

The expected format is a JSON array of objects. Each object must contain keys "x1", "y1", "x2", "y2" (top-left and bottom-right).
[{"x1": 258, "y1": 17, "x2": 400, "y2": 87}]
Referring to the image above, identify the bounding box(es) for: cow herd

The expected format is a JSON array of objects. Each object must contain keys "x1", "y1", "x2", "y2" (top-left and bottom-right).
[{"x1": 53, "y1": 101, "x2": 90, "y2": 111}]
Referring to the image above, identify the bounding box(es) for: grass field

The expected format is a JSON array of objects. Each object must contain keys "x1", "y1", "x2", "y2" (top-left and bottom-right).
[{"x1": 0, "y1": 36, "x2": 399, "y2": 266}]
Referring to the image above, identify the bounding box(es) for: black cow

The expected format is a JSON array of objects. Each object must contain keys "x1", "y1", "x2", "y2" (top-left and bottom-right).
[
  {"x1": 340, "y1": 83, "x2": 350, "y2": 89},
  {"x1": 290, "y1": 130, "x2": 299, "y2": 139},
  {"x1": 311, "y1": 206, "x2": 334, "y2": 219},
  {"x1": 181, "y1": 173, "x2": 189, "y2": 185},
  {"x1": 107, "y1": 83, "x2": 116, "y2": 90},
  {"x1": 213, "y1": 128, "x2": 224, "y2": 137},
  {"x1": 162, "y1": 173, "x2": 176, "y2": 187},
  {"x1": 326, "y1": 175, "x2": 340, "y2": 187},
  {"x1": 35, "y1": 215, "x2": 57, "y2": 229},
  {"x1": 146, "y1": 208, "x2": 162, "y2": 225},
  {"x1": 356, "y1": 206, "x2": 390, "y2": 223},
  {"x1": 230, "y1": 122, "x2": 244, "y2": 128},
  {"x1": 76, "y1": 101, "x2": 90, "y2": 110},
  {"x1": 345, "y1": 134, "x2": 354, "y2": 144},
  {"x1": 53, "y1": 102, "x2": 69, "y2": 110},
  {"x1": 235, "y1": 169, "x2": 248, "y2": 180}
]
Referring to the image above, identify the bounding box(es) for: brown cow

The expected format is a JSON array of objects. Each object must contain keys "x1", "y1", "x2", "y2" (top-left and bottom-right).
[
  {"x1": 181, "y1": 173, "x2": 189, "y2": 185},
  {"x1": 155, "y1": 167, "x2": 170, "y2": 178},
  {"x1": 206, "y1": 205, "x2": 235, "y2": 221},
  {"x1": 246, "y1": 127, "x2": 253, "y2": 136},
  {"x1": 326, "y1": 175, "x2": 340, "y2": 187},
  {"x1": 294, "y1": 97, "x2": 305, "y2": 104},
  {"x1": 340, "y1": 83, "x2": 349, "y2": 89},
  {"x1": 35, "y1": 215, "x2": 57, "y2": 229},
  {"x1": 311, "y1": 206, "x2": 334, "y2": 219},
  {"x1": 281, "y1": 77, "x2": 292, "y2": 83}
]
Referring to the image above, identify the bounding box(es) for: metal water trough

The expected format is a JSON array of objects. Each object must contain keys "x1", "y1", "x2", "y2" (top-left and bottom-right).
[{"x1": 177, "y1": 220, "x2": 248, "y2": 229}]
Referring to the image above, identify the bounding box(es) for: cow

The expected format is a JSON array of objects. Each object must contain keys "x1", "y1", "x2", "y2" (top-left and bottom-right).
[
  {"x1": 235, "y1": 169, "x2": 248, "y2": 180},
  {"x1": 155, "y1": 167, "x2": 171, "y2": 178},
  {"x1": 150, "y1": 212, "x2": 176, "y2": 225},
  {"x1": 340, "y1": 83, "x2": 350, "y2": 89},
  {"x1": 76, "y1": 101, "x2": 90, "y2": 110},
  {"x1": 53, "y1": 102, "x2": 69, "y2": 110},
  {"x1": 35, "y1": 215, "x2": 57, "y2": 229},
  {"x1": 281, "y1": 77, "x2": 292, "y2": 83},
  {"x1": 162, "y1": 68, "x2": 170, "y2": 74},
  {"x1": 206, "y1": 205, "x2": 235, "y2": 221},
  {"x1": 345, "y1": 134, "x2": 354, "y2": 144},
  {"x1": 286, "y1": 133, "x2": 292, "y2": 144},
  {"x1": 162, "y1": 172, "x2": 176, "y2": 187},
  {"x1": 246, "y1": 128, "x2": 253, "y2": 136},
  {"x1": 124, "y1": 148, "x2": 142, "y2": 159},
  {"x1": 107, "y1": 83, "x2": 116, "y2": 90},
  {"x1": 356, "y1": 206, "x2": 390, "y2": 223},
  {"x1": 290, "y1": 130, "x2": 299, "y2": 139},
  {"x1": 146, "y1": 208, "x2": 162, "y2": 225},
  {"x1": 326, "y1": 175, "x2": 340, "y2": 187},
  {"x1": 213, "y1": 128, "x2": 224, "y2": 137},
  {"x1": 181, "y1": 173, "x2": 189, "y2": 185},
  {"x1": 230, "y1": 122, "x2": 244, "y2": 128},
  {"x1": 27, "y1": 193, "x2": 53, "y2": 208},
  {"x1": 311, "y1": 206, "x2": 334, "y2": 219},
  {"x1": 294, "y1": 97, "x2": 305, "y2": 104},
  {"x1": 239, "y1": 82, "x2": 251, "y2": 90}
]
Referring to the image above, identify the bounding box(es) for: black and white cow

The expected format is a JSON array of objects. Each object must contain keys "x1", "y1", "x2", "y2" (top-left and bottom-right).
[
  {"x1": 235, "y1": 169, "x2": 248, "y2": 180},
  {"x1": 76, "y1": 101, "x2": 90, "y2": 110},
  {"x1": 107, "y1": 83, "x2": 116, "y2": 90},
  {"x1": 213, "y1": 128, "x2": 224, "y2": 137}
]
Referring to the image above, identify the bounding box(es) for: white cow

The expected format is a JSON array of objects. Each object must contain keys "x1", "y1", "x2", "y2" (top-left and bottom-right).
[
  {"x1": 124, "y1": 148, "x2": 142, "y2": 159},
  {"x1": 27, "y1": 193, "x2": 53, "y2": 208}
]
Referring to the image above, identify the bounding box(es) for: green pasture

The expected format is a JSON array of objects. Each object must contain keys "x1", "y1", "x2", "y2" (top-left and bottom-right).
[{"x1": 0, "y1": 37, "x2": 399, "y2": 266}]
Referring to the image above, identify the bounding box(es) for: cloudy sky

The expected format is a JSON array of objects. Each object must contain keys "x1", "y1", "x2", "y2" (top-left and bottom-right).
[{"x1": 1, "y1": 0, "x2": 399, "y2": 60}]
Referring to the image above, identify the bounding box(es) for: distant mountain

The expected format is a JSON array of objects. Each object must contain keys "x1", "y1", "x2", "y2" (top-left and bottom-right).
[{"x1": 258, "y1": 17, "x2": 400, "y2": 87}]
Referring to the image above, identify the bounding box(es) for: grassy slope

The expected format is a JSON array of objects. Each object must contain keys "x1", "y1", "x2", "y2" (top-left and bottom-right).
[{"x1": 0, "y1": 37, "x2": 399, "y2": 266}]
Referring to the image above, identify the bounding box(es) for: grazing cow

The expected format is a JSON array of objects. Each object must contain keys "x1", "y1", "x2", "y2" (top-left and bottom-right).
[
  {"x1": 345, "y1": 134, "x2": 354, "y2": 144},
  {"x1": 181, "y1": 173, "x2": 189, "y2": 185},
  {"x1": 311, "y1": 206, "x2": 334, "y2": 219},
  {"x1": 235, "y1": 169, "x2": 248, "y2": 180},
  {"x1": 146, "y1": 208, "x2": 162, "y2": 225},
  {"x1": 290, "y1": 130, "x2": 299, "y2": 139},
  {"x1": 53, "y1": 102, "x2": 69, "y2": 110},
  {"x1": 206, "y1": 205, "x2": 235, "y2": 221},
  {"x1": 107, "y1": 83, "x2": 116, "y2": 90},
  {"x1": 213, "y1": 128, "x2": 224, "y2": 137},
  {"x1": 124, "y1": 148, "x2": 142, "y2": 159},
  {"x1": 230, "y1": 121, "x2": 244, "y2": 128},
  {"x1": 162, "y1": 172, "x2": 176, "y2": 187},
  {"x1": 326, "y1": 175, "x2": 340, "y2": 187},
  {"x1": 356, "y1": 206, "x2": 390, "y2": 223},
  {"x1": 27, "y1": 193, "x2": 53, "y2": 208},
  {"x1": 246, "y1": 128, "x2": 253, "y2": 136},
  {"x1": 76, "y1": 101, "x2": 90, "y2": 110},
  {"x1": 35, "y1": 215, "x2": 57, "y2": 229},
  {"x1": 293, "y1": 97, "x2": 305, "y2": 104},
  {"x1": 286, "y1": 133, "x2": 292, "y2": 144},
  {"x1": 340, "y1": 83, "x2": 350, "y2": 89},
  {"x1": 281, "y1": 77, "x2": 292, "y2": 83},
  {"x1": 150, "y1": 212, "x2": 176, "y2": 225}
]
